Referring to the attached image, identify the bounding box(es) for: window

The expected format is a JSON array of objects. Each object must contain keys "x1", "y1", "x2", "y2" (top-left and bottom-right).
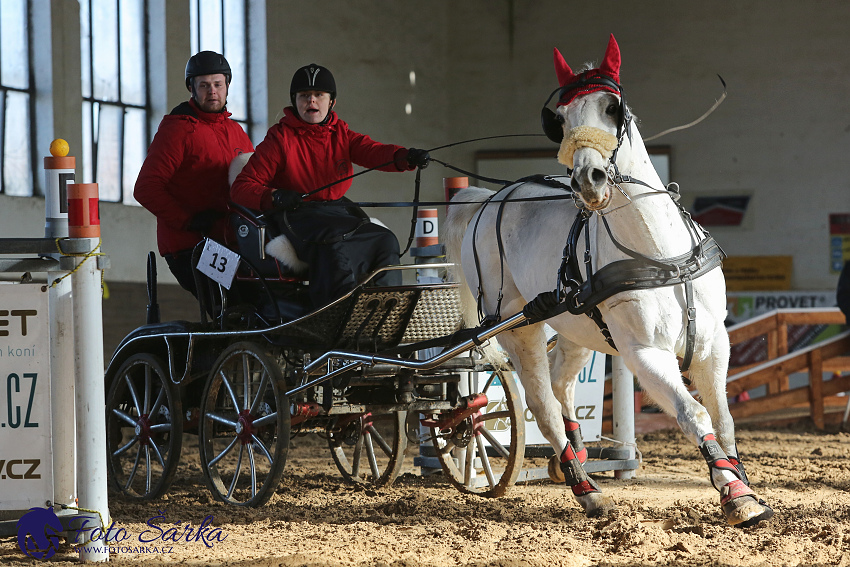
[
  {"x1": 190, "y1": 0, "x2": 251, "y2": 131},
  {"x1": 0, "y1": 0, "x2": 35, "y2": 197},
  {"x1": 80, "y1": 0, "x2": 150, "y2": 204}
]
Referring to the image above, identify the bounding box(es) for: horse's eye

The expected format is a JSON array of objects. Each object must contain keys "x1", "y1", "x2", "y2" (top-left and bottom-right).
[{"x1": 605, "y1": 103, "x2": 619, "y2": 116}]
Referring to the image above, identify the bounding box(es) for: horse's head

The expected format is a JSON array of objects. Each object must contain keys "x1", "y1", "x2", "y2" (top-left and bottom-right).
[{"x1": 543, "y1": 35, "x2": 632, "y2": 211}]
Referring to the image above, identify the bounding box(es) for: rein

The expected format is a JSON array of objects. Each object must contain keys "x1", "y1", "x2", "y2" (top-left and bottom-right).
[{"x1": 298, "y1": 133, "x2": 545, "y2": 200}]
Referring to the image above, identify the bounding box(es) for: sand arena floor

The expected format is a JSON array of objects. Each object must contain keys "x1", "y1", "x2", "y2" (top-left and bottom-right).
[{"x1": 2, "y1": 423, "x2": 850, "y2": 567}]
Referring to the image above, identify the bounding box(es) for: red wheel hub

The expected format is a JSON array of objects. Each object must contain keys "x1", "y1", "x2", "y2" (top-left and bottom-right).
[
  {"x1": 135, "y1": 414, "x2": 152, "y2": 446},
  {"x1": 235, "y1": 409, "x2": 256, "y2": 444}
]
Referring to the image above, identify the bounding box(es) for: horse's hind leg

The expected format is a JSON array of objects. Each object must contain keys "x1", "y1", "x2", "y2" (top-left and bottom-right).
[
  {"x1": 498, "y1": 326, "x2": 614, "y2": 518},
  {"x1": 622, "y1": 345, "x2": 767, "y2": 526},
  {"x1": 688, "y1": 327, "x2": 774, "y2": 526}
]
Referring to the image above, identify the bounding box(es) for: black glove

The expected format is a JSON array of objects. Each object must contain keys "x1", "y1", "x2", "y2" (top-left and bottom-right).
[
  {"x1": 187, "y1": 209, "x2": 224, "y2": 233},
  {"x1": 272, "y1": 189, "x2": 303, "y2": 211},
  {"x1": 406, "y1": 147, "x2": 431, "y2": 168}
]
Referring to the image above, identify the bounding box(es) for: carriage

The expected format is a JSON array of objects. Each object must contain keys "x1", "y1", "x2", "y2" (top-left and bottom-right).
[
  {"x1": 103, "y1": 203, "x2": 528, "y2": 507},
  {"x1": 107, "y1": 34, "x2": 775, "y2": 526}
]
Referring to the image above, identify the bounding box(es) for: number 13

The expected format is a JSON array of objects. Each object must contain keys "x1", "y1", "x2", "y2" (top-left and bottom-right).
[{"x1": 209, "y1": 252, "x2": 227, "y2": 273}]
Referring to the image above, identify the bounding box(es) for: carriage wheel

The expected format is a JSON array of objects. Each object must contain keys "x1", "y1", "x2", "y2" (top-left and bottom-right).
[
  {"x1": 429, "y1": 368, "x2": 525, "y2": 497},
  {"x1": 199, "y1": 342, "x2": 290, "y2": 507},
  {"x1": 106, "y1": 353, "x2": 182, "y2": 500},
  {"x1": 328, "y1": 410, "x2": 407, "y2": 486}
]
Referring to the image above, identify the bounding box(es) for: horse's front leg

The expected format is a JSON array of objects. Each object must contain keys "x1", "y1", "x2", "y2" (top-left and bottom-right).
[
  {"x1": 499, "y1": 326, "x2": 615, "y2": 518},
  {"x1": 623, "y1": 344, "x2": 768, "y2": 526},
  {"x1": 545, "y1": 335, "x2": 593, "y2": 477},
  {"x1": 688, "y1": 325, "x2": 774, "y2": 527}
]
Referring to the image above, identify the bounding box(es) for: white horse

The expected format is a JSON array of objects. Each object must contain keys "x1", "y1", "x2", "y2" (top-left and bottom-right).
[{"x1": 444, "y1": 35, "x2": 773, "y2": 527}]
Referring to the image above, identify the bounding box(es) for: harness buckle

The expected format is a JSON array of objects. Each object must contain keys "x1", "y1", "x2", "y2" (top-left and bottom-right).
[
  {"x1": 672, "y1": 265, "x2": 681, "y2": 279},
  {"x1": 572, "y1": 294, "x2": 582, "y2": 310},
  {"x1": 687, "y1": 306, "x2": 697, "y2": 322}
]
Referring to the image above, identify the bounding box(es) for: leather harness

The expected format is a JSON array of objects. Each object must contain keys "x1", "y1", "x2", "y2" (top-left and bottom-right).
[{"x1": 475, "y1": 176, "x2": 726, "y2": 373}]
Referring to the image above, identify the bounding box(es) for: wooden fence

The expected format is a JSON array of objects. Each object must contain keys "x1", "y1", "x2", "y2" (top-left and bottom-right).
[{"x1": 725, "y1": 308, "x2": 850, "y2": 429}]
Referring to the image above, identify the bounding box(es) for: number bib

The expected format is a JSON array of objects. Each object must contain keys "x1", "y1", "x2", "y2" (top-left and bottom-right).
[{"x1": 196, "y1": 238, "x2": 240, "y2": 289}]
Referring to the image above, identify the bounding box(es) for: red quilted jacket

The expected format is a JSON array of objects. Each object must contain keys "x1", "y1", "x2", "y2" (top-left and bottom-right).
[
  {"x1": 230, "y1": 107, "x2": 408, "y2": 211},
  {"x1": 134, "y1": 99, "x2": 254, "y2": 255}
]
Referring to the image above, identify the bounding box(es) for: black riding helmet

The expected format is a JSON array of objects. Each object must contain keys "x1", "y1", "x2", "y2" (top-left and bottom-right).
[
  {"x1": 185, "y1": 51, "x2": 232, "y2": 90},
  {"x1": 289, "y1": 64, "x2": 336, "y2": 107}
]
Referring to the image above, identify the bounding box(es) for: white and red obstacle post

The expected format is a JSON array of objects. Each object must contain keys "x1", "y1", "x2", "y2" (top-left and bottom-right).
[
  {"x1": 0, "y1": 140, "x2": 109, "y2": 562},
  {"x1": 611, "y1": 357, "x2": 636, "y2": 479},
  {"x1": 43, "y1": 142, "x2": 78, "y2": 521},
  {"x1": 411, "y1": 181, "x2": 454, "y2": 474},
  {"x1": 67, "y1": 179, "x2": 109, "y2": 561}
]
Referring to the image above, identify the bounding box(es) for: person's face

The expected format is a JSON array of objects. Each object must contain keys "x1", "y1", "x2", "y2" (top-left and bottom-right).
[
  {"x1": 192, "y1": 73, "x2": 228, "y2": 113},
  {"x1": 295, "y1": 90, "x2": 332, "y2": 124}
]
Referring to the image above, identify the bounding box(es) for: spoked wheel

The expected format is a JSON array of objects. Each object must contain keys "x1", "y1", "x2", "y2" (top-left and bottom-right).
[
  {"x1": 106, "y1": 353, "x2": 182, "y2": 500},
  {"x1": 328, "y1": 411, "x2": 407, "y2": 486},
  {"x1": 429, "y1": 368, "x2": 525, "y2": 497},
  {"x1": 199, "y1": 342, "x2": 290, "y2": 507}
]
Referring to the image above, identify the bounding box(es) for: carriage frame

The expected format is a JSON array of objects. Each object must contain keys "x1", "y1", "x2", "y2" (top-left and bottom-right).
[{"x1": 103, "y1": 206, "x2": 530, "y2": 507}]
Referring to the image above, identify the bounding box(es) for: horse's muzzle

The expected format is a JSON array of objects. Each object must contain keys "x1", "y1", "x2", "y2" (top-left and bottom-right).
[{"x1": 571, "y1": 166, "x2": 612, "y2": 210}]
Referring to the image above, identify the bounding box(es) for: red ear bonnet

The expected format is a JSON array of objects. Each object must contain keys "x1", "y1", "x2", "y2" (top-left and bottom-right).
[
  {"x1": 553, "y1": 48, "x2": 576, "y2": 86},
  {"x1": 555, "y1": 34, "x2": 622, "y2": 107},
  {"x1": 599, "y1": 34, "x2": 621, "y2": 83}
]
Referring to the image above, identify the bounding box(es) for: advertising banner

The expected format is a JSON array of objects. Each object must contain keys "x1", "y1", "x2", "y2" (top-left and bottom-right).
[
  {"x1": 829, "y1": 213, "x2": 850, "y2": 273},
  {"x1": 484, "y1": 350, "x2": 607, "y2": 447},
  {"x1": 726, "y1": 290, "x2": 838, "y2": 367},
  {"x1": 0, "y1": 283, "x2": 53, "y2": 510}
]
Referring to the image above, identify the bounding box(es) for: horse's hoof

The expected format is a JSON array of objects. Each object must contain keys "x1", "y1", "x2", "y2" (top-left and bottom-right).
[
  {"x1": 720, "y1": 481, "x2": 769, "y2": 526},
  {"x1": 548, "y1": 455, "x2": 565, "y2": 483},
  {"x1": 577, "y1": 492, "x2": 617, "y2": 518},
  {"x1": 735, "y1": 499, "x2": 775, "y2": 529}
]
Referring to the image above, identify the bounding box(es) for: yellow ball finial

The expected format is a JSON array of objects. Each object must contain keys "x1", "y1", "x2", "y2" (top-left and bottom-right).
[{"x1": 49, "y1": 138, "x2": 70, "y2": 157}]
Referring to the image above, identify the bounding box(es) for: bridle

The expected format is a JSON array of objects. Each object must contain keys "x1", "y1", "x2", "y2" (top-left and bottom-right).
[
  {"x1": 540, "y1": 74, "x2": 668, "y2": 216},
  {"x1": 540, "y1": 75, "x2": 633, "y2": 150}
]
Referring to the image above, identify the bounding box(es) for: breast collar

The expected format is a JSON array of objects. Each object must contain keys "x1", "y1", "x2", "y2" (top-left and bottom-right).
[{"x1": 551, "y1": 192, "x2": 726, "y2": 370}]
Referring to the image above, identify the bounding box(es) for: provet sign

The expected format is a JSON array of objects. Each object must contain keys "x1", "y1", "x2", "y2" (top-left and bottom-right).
[{"x1": 0, "y1": 283, "x2": 52, "y2": 510}]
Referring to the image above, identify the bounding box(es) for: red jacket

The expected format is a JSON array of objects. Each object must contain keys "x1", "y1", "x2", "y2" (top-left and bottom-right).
[
  {"x1": 230, "y1": 107, "x2": 409, "y2": 211},
  {"x1": 134, "y1": 99, "x2": 254, "y2": 255}
]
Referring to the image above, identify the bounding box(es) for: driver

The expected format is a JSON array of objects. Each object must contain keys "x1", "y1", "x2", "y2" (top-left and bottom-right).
[
  {"x1": 230, "y1": 63, "x2": 430, "y2": 308},
  {"x1": 135, "y1": 51, "x2": 253, "y2": 297}
]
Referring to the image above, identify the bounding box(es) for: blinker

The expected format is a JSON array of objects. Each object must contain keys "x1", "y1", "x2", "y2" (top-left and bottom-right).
[{"x1": 541, "y1": 106, "x2": 565, "y2": 144}]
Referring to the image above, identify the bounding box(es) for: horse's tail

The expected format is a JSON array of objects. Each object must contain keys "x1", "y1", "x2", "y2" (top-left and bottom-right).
[{"x1": 443, "y1": 185, "x2": 495, "y2": 329}]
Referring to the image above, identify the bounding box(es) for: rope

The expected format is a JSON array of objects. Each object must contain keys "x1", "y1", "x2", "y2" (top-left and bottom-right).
[
  {"x1": 60, "y1": 504, "x2": 108, "y2": 549},
  {"x1": 598, "y1": 435, "x2": 643, "y2": 464},
  {"x1": 50, "y1": 238, "x2": 105, "y2": 293}
]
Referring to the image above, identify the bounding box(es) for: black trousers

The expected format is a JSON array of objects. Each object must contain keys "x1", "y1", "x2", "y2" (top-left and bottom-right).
[
  {"x1": 164, "y1": 249, "x2": 199, "y2": 297},
  {"x1": 272, "y1": 201, "x2": 402, "y2": 308}
]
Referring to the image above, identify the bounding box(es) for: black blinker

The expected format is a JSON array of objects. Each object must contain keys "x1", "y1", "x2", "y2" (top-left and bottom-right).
[{"x1": 541, "y1": 107, "x2": 565, "y2": 144}]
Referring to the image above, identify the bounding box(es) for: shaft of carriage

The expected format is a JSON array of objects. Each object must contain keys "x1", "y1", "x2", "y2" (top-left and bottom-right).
[{"x1": 291, "y1": 311, "x2": 529, "y2": 396}]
